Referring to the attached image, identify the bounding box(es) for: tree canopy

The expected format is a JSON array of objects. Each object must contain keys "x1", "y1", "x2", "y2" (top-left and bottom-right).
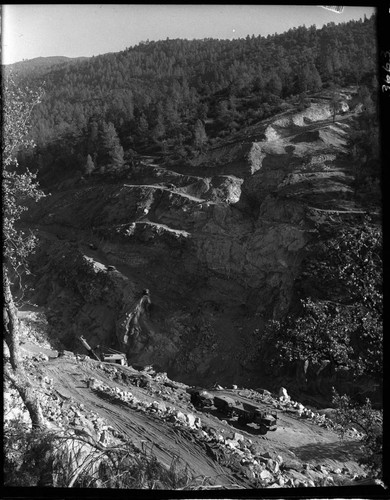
[{"x1": 2, "y1": 74, "x2": 45, "y2": 274}]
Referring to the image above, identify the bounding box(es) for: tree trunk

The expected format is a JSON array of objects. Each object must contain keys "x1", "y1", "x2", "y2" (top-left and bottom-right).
[
  {"x1": 3, "y1": 265, "x2": 23, "y2": 371},
  {"x1": 4, "y1": 364, "x2": 45, "y2": 428},
  {"x1": 3, "y1": 264, "x2": 45, "y2": 428}
]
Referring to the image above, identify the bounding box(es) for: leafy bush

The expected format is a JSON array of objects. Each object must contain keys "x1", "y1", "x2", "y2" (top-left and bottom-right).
[
  {"x1": 332, "y1": 389, "x2": 383, "y2": 479},
  {"x1": 263, "y1": 219, "x2": 382, "y2": 381},
  {"x1": 4, "y1": 421, "x2": 58, "y2": 486}
]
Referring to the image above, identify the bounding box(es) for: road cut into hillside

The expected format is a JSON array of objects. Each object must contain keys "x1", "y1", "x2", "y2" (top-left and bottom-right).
[
  {"x1": 43, "y1": 358, "x2": 243, "y2": 486},
  {"x1": 38, "y1": 355, "x2": 365, "y2": 487}
]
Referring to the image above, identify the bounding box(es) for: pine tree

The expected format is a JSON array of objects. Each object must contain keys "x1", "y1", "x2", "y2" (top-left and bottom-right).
[
  {"x1": 138, "y1": 113, "x2": 149, "y2": 136},
  {"x1": 98, "y1": 121, "x2": 124, "y2": 171},
  {"x1": 152, "y1": 114, "x2": 166, "y2": 142},
  {"x1": 266, "y1": 72, "x2": 283, "y2": 97},
  {"x1": 193, "y1": 119, "x2": 208, "y2": 153},
  {"x1": 310, "y1": 65, "x2": 323, "y2": 91},
  {"x1": 87, "y1": 120, "x2": 99, "y2": 155},
  {"x1": 84, "y1": 154, "x2": 95, "y2": 176}
]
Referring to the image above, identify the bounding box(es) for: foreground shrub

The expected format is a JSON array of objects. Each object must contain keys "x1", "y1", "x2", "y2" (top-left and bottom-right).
[
  {"x1": 3, "y1": 422, "x2": 195, "y2": 489},
  {"x1": 332, "y1": 389, "x2": 383, "y2": 480}
]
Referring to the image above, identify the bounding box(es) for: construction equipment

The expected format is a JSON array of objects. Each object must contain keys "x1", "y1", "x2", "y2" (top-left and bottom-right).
[
  {"x1": 100, "y1": 346, "x2": 128, "y2": 366},
  {"x1": 78, "y1": 337, "x2": 127, "y2": 365},
  {"x1": 79, "y1": 336, "x2": 101, "y2": 362}
]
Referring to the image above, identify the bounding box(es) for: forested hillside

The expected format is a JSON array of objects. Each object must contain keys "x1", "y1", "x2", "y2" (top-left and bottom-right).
[
  {"x1": 9, "y1": 15, "x2": 377, "y2": 184},
  {"x1": 3, "y1": 9, "x2": 385, "y2": 490}
]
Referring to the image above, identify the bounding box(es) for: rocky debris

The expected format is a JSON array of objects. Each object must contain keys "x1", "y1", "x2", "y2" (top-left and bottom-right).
[
  {"x1": 88, "y1": 377, "x2": 198, "y2": 429},
  {"x1": 79, "y1": 375, "x2": 363, "y2": 488},
  {"x1": 32, "y1": 352, "x2": 50, "y2": 362},
  {"x1": 220, "y1": 385, "x2": 365, "y2": 438},
  {"x1": 5, "y1": 373, "x2": 116, "y2": 450},
  {"x1": 4, "y1": 386, "x2": 32, "y2": 426},
  {"x1": 5, "y1": 329, "x2": 371, "y2": 490}
]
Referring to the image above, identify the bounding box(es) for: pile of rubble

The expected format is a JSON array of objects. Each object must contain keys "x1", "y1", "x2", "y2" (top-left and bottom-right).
[
  {"x1": 195, "y1": 425, "x2": 361, "y2": 488},
  {"x1": 88, "y1": 377, "x2": 203, "y2": 429}
]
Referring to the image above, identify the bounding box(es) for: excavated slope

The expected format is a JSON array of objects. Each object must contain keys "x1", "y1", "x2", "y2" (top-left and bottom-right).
[{"x1": 23, "y1": 89, "x2": 366, "y2": 393}]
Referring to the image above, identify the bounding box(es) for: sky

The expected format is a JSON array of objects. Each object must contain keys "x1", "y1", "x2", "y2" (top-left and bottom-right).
[{"x1": 2, "y1": 4, "x2": 376, "y2": 65}]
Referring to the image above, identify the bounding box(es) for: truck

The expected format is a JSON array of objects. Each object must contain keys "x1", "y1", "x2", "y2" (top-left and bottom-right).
[
  {"x1": 224, "y1": 399, "x2": 277, "y2": 435},
  {"x1": 186, "y1": 387, "x2": 214, "y2": 408},
  {"x1": 213, "y1": 395, "x2": 237, "y2": 417},
  {"x1": 190, "y1": 391, "x2": 278, "y2": 435},
  {"x1": 239, "y1": 401, "x2": 278, "y2": 434}
]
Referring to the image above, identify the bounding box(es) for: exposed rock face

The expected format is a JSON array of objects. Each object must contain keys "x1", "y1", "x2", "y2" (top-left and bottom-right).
[{"x1": 24, "y1": 89, "x2": 367, "y2": 389}]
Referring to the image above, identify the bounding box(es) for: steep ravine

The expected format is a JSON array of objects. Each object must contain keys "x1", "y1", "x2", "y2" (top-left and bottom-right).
[{"x1": 23, "y1": 88, "x2": 372, "y2": 399}]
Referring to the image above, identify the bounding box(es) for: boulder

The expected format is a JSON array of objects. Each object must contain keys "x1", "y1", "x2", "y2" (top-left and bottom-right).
[
  {"x1": 278, "y1": 387, "x2": 290, "y2": 401},
  {"x1": 152, "y1": 400, "x2": 167, "y2": 412},
  {"x1": 175, "y1": 411, "x2": 187, "y2": 423},
  {"x1": 314, "y1": 464, "x2": 329, "y2": 475},
  {"x1": 268, "y1": 460, "x2": 280, "y2": 474},
  {"x1": 225, "y1": 439, "x2": 239, "y2": 449},
  {"x1": 194, "y1": 417, "x2": 202, "y2": 428},
  {"x1": 186, "y1": 413, "x2": 196, "y2": 428},
  {"x1": 259, "y1": 469, "x2": 273, "y2": 482},
  {"x1": 233, "y1": 432, "x2": 245, "y2": 443},
  {"x1": 282, "y1": 458, "x2": 302, "y2": 472},
  {"x1": 288, "y1": 469, "x2": 310, "y2": 485},
  {"x1": 198, "y1": 430, "x2": 209, "y2": 440},
  {"x1": 88, "y1": 378, "x2": 102, "y2": 389}
]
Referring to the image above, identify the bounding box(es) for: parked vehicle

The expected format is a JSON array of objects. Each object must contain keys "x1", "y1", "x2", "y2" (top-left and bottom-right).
[
  {"x1": 186, "y1": 387, "x2": 215, "y2": 408},
  {"x1": 188, "y1": 389, "x2": 278, "y2": 434},
  {"x1": 213, "y1": 395, "x2": 237, "y2": 416},
  {"x1": 239, "y1": 401, "x2": 278, "y2": 434}
]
